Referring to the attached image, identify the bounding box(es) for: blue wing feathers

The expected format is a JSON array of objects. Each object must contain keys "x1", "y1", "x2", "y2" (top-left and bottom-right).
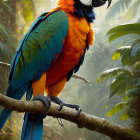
[
  {"x1": 9, "y1": 11, "x2": 57, "y2": 83},
  {"x1": 21, "y1": 112, "x2": 29, "y2": 140},
  {"x1": 21, "y1": 113, "x2": 44, "y2": 140},
  {"x1": 0, "y1": 10, "x2": 69, "y2": 132},
  {"x1": 0, "y1": 109, "x2": 11, "y2": 130},
  {"x1": 9, "y1": 10, "x2": 69, "y2": 94}
]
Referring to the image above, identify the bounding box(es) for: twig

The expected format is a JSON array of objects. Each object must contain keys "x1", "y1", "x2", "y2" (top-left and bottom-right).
[
  {"x1": 0, "y1": 93, "x2": 140, "y2": 140},
  {"x1": 0, "y1": 61, "x2": 90, "y2": 84},
  {"x1": 72, "y1": 74, "x2": 90, "y2": 84},
  {"x1": 0, "y1": 62, "x2": 10, "y2": 69}
]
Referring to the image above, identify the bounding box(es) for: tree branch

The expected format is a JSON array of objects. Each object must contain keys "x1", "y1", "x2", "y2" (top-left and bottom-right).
[
  {"x1": 0, "y1": 93, "x2": 140, "y2": 140},
  {"x1": 0, "y1": 62, "x2": 90, "y2": 84},
  {"x1": 72, "y1": 74, "x2": 90, "y2": 84},
  {"x1": 0, "y1": 62, "x2": 10, "y2": 68}
]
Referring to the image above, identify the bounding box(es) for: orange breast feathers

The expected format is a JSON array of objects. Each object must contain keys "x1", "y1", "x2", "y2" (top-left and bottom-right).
[
  {"x1": 32, "y1": 12, "x2": 94, "y2": 97},
  {"x1": 46, "y1": 13, "x2": 94, "y2": 86},
  {"x1": 87, "y1": 24, "x2": 94, "y2": 47}
]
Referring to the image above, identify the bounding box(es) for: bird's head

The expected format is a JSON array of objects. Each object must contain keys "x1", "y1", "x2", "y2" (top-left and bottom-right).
[
  {"x1": 58, "y1": 0, "x2": 112, "y2": 22},
  {"x1": 79, "y1": 0, "x2": 112, "y2": 8}
]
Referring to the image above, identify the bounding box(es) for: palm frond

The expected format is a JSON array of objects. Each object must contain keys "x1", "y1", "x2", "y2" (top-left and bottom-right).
[
  {"x1": 96, "y1": 67, "x2": 129, "y2": 83},
  {"x1": 123, "y1": 0, "x2": 140, "y2": 21},
  {"x1": 110, "y1": 70, "x2": 132, "y2": 98},
  {"x1": 0, "y1": 24, "x2": 15, "y2": 46},
  {"x1": 106, "y1": 0, "x2": 132, "y2": 20},
  {"x1": 1, "y1": 1, "x2": 14, "y2": 16},
  {"x1": 107, "y1": 102, "x2": 128, "y2": 117},
  {"x1": 0, "y1": 42, "x2": 12, "y2": 60},
  {"x1": 107, "y1": 23, "x2": 140, "y2": 42}
]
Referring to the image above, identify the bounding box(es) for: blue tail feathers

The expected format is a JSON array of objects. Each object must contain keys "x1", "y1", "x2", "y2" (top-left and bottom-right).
[
  {"x1": 0, "y1": 86, "x2": 32, "y2": 130},
  {"x1": 21, "y1": 113, "x2": 44, "y2": 140},
  {"x1": 0, "y1": 108, "x2": 12, "y2": 130}
]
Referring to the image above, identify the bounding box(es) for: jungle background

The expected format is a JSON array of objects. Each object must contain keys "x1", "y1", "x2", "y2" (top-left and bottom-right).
[{"x1": 0, "y1": 0, "x2": 140, "y2": 140}]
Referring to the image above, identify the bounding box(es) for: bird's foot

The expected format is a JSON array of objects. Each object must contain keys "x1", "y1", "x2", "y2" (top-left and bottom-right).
[
  {"x1": 32, "y1": 94, "x2": 51, "y2": 112},
  {"x1": 50, "y1": 96, "x2": 82, "y2": 115}
]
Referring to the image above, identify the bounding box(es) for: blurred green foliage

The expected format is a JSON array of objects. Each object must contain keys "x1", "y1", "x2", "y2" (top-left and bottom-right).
[
  {"x1": 106, "y1": 0, "x2": 132, "y2": 20},
  {"x1": 0, "y1": 1, "x2": 16, "y2": 62},
  {"x1": 0, "y1": 0, "x2": 35, "y2": 140},
  {"x1": 21, "y1": 0, "x2": 35, "y2": 24},
  {"x1": 97, "y1": 0, "x2": 140, "y2": 131},
  {"x1": 98, "y1": 23, "x2": 140, "y2": 118}
]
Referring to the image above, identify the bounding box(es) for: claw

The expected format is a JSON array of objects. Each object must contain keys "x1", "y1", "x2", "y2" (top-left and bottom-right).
[
  {"x1": 33, "y1": 94, "x2": 51, "y2": 111},
  {"x1": 74, "y1": 105, "x2": 82, "y2": 115},
  {"x1": 50, "y1": 96, "x2": 82, "y2": 115},
  {"x1": 76, "y1": 107, "x2": 82, "y2": 116},
  {"x1": 58, "y1": 102, "x2": 63, "y2": 111}
]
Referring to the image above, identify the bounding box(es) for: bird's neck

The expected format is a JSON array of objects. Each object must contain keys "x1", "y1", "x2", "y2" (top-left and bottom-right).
[{"x1": 57, "y1": 0, "x2": 95, "y2": 23}]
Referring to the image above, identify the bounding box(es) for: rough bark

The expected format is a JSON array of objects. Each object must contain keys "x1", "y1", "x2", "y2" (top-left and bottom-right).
[{"x1": 0, "y1": 93, "x2": 140, "y2": 140}]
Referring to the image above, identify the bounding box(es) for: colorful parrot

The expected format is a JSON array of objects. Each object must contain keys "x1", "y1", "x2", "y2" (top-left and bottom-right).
[{"x1": 0, "y1": 0, "x2": 112, "y2": 139}]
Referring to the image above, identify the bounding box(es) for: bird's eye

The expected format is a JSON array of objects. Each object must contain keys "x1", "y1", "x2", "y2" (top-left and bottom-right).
[{"x1": 80, "y1": 0, "x2": 92, "y2": 6}]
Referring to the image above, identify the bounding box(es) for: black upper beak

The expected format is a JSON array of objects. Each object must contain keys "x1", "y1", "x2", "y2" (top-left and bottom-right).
[
  {"x1": 92, "y1": 0, "x2": 112, "y2": 8},
  {"x1": 107, "y1": 0, "x2": 112, "y2": 8}
]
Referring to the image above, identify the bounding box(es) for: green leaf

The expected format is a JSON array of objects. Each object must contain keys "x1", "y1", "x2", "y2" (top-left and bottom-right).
[
  {"x1": 107, "y1": 23, "x2": 140, "y2": 42},
  {"x1": 120, "y1": 112, "x2": 129, "y2": 120},
  {"x1": 117, "y1": 46, "x2": 132, "y2": 53},
  {"x1": 112, "y1": 42, "x2": 140, "y2": 66},
  {"x1": 123, "y1": 94, "x2": 130, "y2": 101},
  {"x1": 112, "y1": 52, "x2": 120, "y2": 60},
  {"x1": 117, "y1": 46, "x2": 133, "y2": 66},
  {"x1": 123, "y1": 0, "x2": 140, "y2": 21},
  {"x1": 115, "y1": 46, "x2": 136, "y2": 66},
  {"x1": 110, "y1": 71, "x2": 132, "y2": 98},
  {"x1": 107, "y1": 102, "x2": 128, "y2": 117},
  {"x1": 96, "y1": 67, "x2": 128, "y2": 83},
  {"x1": 123, "y1": 88, "x2": 140, "y2": 100},
  {"x1": 122, "y1": 49, "x2": 131, "y2": 66}
]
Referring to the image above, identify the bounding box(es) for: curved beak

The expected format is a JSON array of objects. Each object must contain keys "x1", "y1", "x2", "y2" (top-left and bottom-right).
[
  {"x1": 107, "y1": 0, "x2": 112, "y2": 8},
  {"x1": 92, "y1": 0, "x2": 112, "y2": 8}
]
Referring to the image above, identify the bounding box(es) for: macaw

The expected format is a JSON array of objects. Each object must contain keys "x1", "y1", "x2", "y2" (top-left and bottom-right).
[{"x1": 0, "y1": 0, "x2": 112, "y2": 139}]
